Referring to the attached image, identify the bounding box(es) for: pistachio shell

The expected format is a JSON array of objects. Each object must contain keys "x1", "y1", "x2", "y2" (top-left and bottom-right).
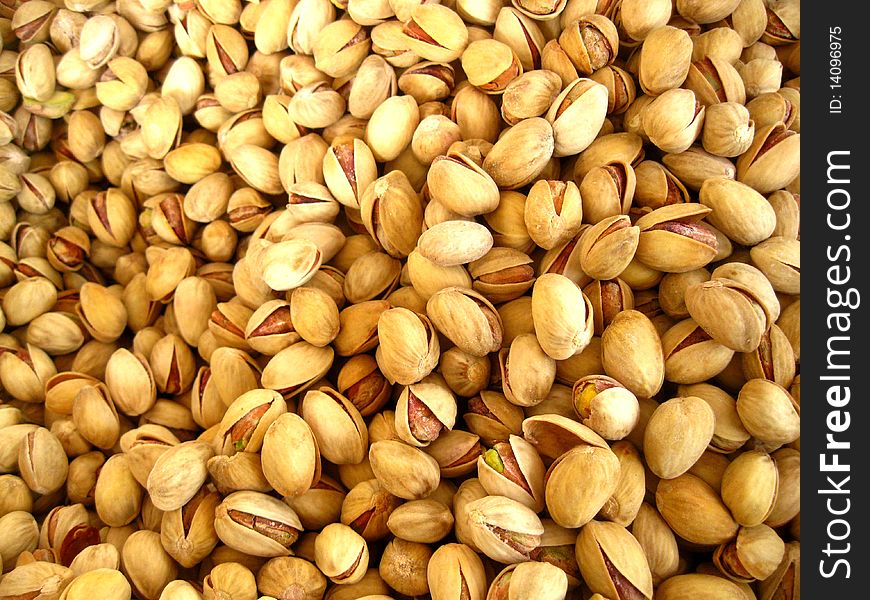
[
  {"x1": 146, "y1": 440, "x2": 214, "y2": 511},
  {"x1": 601, "y1": 310, "x2": 664, "y2": 398},
  {"x1": 302, "y1": 388, "x2": 368, "y2": 465},
  {"x1": 418, "y1": 220, "x2": 493, "y2": 267},
  {"x1": 545, "y1": 444, "x2": 620, "y2": 529},
  {"x1": 656, "y1": 474, "x2": 739, "y2": 546},
  {"x1": 261, "y1": 412, "x2": 321, "y2": 497},
  {"x1": 531, "y1": 273, "x2": 593, "y2": 361},
  {"x1": 575, "y1": 520, "x2": 654, "y2": 600},
  {"x1": 644, "y1": 396, "x2": 715, "y2": 479}
]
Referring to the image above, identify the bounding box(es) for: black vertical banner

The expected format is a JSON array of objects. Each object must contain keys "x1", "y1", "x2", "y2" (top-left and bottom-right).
[{"x1": 804, "y1": 3, "x2": 867, "y2": 596}]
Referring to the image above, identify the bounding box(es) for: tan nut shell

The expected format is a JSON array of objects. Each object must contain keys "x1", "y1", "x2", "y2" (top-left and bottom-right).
[
  {"x1": 261, "y1": 412, "x2": 322, "y2": 498},
  {"x1": 575, "y1": 520, "x2": 654, "y2": 600},
  {"x1": 146, "y1": 440, "x2": 214, "y2": 511},
  {"x1": 545, "y1": 444, "x2": 620, "y2": 528},
  {"x1": 531, "y1": 273, "x2": 593, "y2": 361},
  {"x1": 655, "y1": 474, "x2": 739, "y2": 546},
  {"x1": 643, "y1": 396, "x2": 715, "y2": 480},
  {"x1": 369, "y1": 440, "x2": 441, "y2": 500},
  {"x1": 601, "y1": 310, "x2": 664, "y2": 399}
]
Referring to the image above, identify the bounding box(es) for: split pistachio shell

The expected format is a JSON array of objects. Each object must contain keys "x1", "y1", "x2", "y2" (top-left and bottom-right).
[
  {"x1": 427, "y1": 543, "x2": 487, "y2": 600},
  {"x1": 394, "y1": 382, "x2": 457, "y2": 447},
  {"x1": 524, "y1": 179, "x2": 583, "y2": 250},
  {"x1": 735, "y1": 123, "x2": 800, "y2": 194},
  {"x1": 464, "y1": 495, "x2": 544, "y2": 564},
  {"x1": 402, "y1": 4, "x2": 468, "y2": 63},
  {"x1": 215, "y1": 388, "x2": 287, "y2": 456},
  {"x1": 577, "y1": 215, "x2": 640, "y2": 281},
  {"x1": 662, "y1": 318, "x2": 735, "y2": 384},
  {"x1": 643, "y1": 88, "x2": 705, "y2": 154},
  {"x1": 635, "y1": 204, "x2": 717, "y2": 272},
  {"x1": 545, "y1": 78, "x2": 608, "y2": 157},
  {"x1": 477, "y1": 435, "x2": 545, "y2": 512},
  {"x1": 575, "y1": 520, "x2": 654, "y2": 600},
  {"x1": 214, "y1": 491, "x2": 304, "y2": 558}
]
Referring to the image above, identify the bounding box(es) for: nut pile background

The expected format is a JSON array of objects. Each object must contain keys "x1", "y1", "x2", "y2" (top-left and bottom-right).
[{"x1": 0, "y1": 0, "x2": 800, "y2": 599}]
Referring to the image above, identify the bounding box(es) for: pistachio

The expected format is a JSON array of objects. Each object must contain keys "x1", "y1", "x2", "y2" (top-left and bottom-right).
[
  {"x1": 464, "y1": 495, "x2": 543, "y2": 564},
  {"x1": 427, "y1": 543, "x2": 487, "y2": 600},
  {"x1": 214, "y1": 491, "x2": 304, "y2": 558},
  {"x1": 656, "y1": 474, "x2": 739, "y2": 546},
  {"x1": 572, "y1": 375, "x2": 639, "y2": 441},
  {"x1": 147, "y1": 441, "x2": 214, "y2": 512},
  {"x1": 402, "y1": 4, "x2": 469, "y2": 63},
  {"x1": 302, "y1": 387, "x2": 368, "y2": 464},
  {"x1": 314, "y1": 523, "x2": 369, "y2": 585},
  {"x1": 376, "y1": 308, "x2": 440, "y2": 385},
  {"x1": 644, "y1": 396, "x2": 716, "y2": 480},
  {"x1": 575, "y1": 520, "x2": 654, "y2": 600}
]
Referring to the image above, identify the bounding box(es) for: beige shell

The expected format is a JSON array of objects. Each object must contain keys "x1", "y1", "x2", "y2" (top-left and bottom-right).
[
  {"x1": 545, "y1": 443, "x2": 620, "y2": 528},
  {"x1": 375, "y1": 308, "x2": 440, "y2": 385},
  {"x1": 368, "y1": 440, "x2": 441, "y2": 500},
  {"x1": 499, "y1": 334, "x2": 556, "y2": 407},
  {"x1": 577, "y1": 215, "x2": 640, "y2": 281},
  {"x1": 684, "y1": 278, "x2": 771, "y2": 353},
  {"x1": 735, "y1": 123, "x2": 800, "y2": 194},
  {"x1": 656, "y1": 474, "x2": 739, "y2": 546},
  {"x1": 477, "y1": 434, "x2": 545, "y2": 512},
  {"x1": 261, "y1": 412, "x2": 322, "y2": 498},
  {"x1": 699, "y1": 178, "x2": 776, "y2": 246},
  {"x1": 531, "y1": 273, "x2": 593, "y2": 361},
  {"x1": 146, "y1": 440, "x2": 214, "y2": 512},
  {"x1": 464, "y1": 495, "x2": 543, "y2": 564},
  {"x1": 720, "y1": 449, "x2": 779, "y2": 527},
  {"x1": 575, "y1": 520, "x2": 654, "y2": 600},
  {"x1": 417, "y1": 221, "x2": 493, "y2": 267},
  {"x1": 482, "y1": 117, "x2": 555, "y2": 190},
  {"x1": 643, "y1": 396, "x2": 715, "y2": 480},
  {"x1": 601, "y1": 310, "x2": 664, "y2": 399},
  {"x1": 655, "y1": 574, "x2": 747, "y2": 600},
  {"x1": 637, "y1": 26, "x2": 693, "y2": 96},
  {"x1": 545, "y1": 78, "x2": 608, "y2": 157},
  {"x1": 426, "y1": 287, "x2": 503, "y2": 357},
  {"x1": 301, "y1": 388, "x2": 368, "y2": 465}
]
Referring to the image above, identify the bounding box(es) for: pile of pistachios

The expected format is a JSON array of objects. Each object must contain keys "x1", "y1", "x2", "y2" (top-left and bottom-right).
[{"x1": 0, "y1": 0, "x2": 800, "y2": 599}]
